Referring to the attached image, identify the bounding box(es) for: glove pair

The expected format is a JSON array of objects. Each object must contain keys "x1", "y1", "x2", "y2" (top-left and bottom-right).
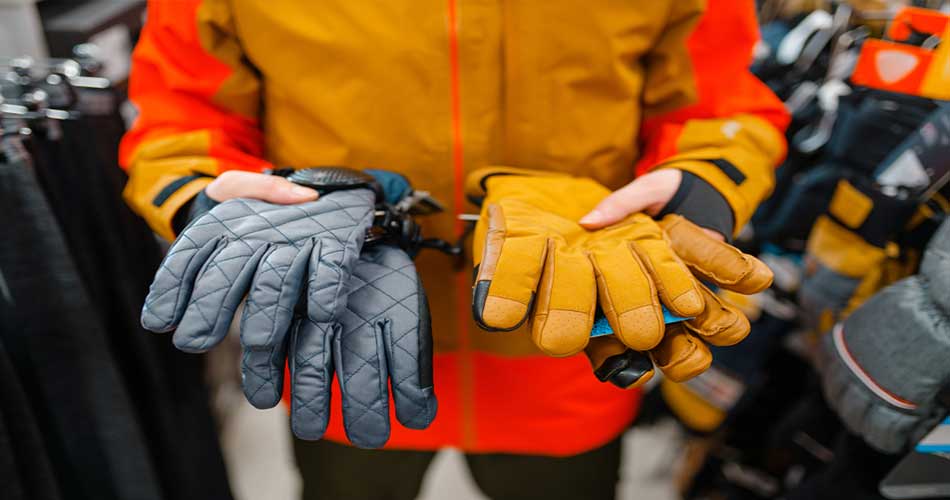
[
  {"x1": 141, "y1": 168, "x2": 436, "y2": 448},
  {"x1": 468, "y1": 167, "x2": 772, "y2": 387}
]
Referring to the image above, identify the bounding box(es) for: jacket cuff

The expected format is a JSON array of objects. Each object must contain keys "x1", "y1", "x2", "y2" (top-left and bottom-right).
[
  {"x1": 658, "y1": 171, "x2": 734, "y2": 241},
  {"x1": 143, "y1": 176, "x2": 213, "y2": 241},
  {"x1": 655, "y1": 158, "x2": 768, "y2": 236}
]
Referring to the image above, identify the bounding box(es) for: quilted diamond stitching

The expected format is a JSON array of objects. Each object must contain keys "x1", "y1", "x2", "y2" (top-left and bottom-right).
[
  {"x1": 143, "y1": 189, "x2": 373, "y2": 332},
  {"x1": 143, "y1": 188, "x2": 436, "y2": 442}
]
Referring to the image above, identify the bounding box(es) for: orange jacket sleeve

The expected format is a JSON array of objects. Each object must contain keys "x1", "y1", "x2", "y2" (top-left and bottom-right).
[
  {"x1": 637, "y1": 0, "x2": 790, "y2": 235},
  {"x1": 120, "y1": 0, "x2": 272, "y2": 241}
]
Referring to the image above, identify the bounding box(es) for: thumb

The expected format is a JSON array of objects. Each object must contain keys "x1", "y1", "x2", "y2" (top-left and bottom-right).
[
  {"x1": 262, "y1": 177, "x2": 321, "y2": 204},
  {"x1": 206, "y1": 171, "x2": 320, "y2": 204},
  {"x1": 578, "y1": 170, "x2": 682, "y2": 229}
]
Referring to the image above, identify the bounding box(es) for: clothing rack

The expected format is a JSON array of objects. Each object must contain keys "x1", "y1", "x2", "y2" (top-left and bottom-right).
[{"x1": 0, "y1": 52, "x2": 233, "y2": 500}]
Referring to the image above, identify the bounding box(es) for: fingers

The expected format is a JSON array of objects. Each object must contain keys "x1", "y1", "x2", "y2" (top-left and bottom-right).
[
  {"x1": 242, "y1": 241, "x2": 312, "y2": 336},
  {"x1": 172, "y1": 242, "x2": 267, "y2": 353},
  {"x1": 329, "y1": 245, "x2": 436, "y2": 447},
  {"x1": 242, "y1": 337, "x2": 289, "y2": 410},
  {"x1": 627, "y1": 225, "x2": 704, "y2": 318},
  {"x1": 686, "y1": 284, "x2": 751, "y2": 347},
  {"x1": 579, "y1": 170, "x2": 683, "y2": 229},
  {"x1": 650, "y1": 323, "x2": 712, "y2": 383},
  {"x1": 141, "y1": 237, "x2": 223, "y2": 332},
  {"x1": 660, "y1": 215, "x2": 773, "y2": 294},
  {"x1": 472, "y1": 203, "x2": 548, "y2": 331},
  {"x1": 307, "y1": 240, "x2": 357, "y2": 324},
  {"x1": 300, "y1": 189, "x2": 375, "y2": 325},
  {"x1": 334, "y1": 313, "x2": 391, "y2": 449},
  {"x1": 585, "y1": 336, "x2": 655, "y2": 389},
  {"x1": 383, "y1": 313, "x2": 438, "y2": 431},
  {"x1": 205, "y1": 170, "x2": 319, "y2": 204},
  {"x1": 240, "y1": 241, "x2": 313, "y2": 408},
  {"x1": 369, "y1": 249, "x2": 437, "y2": 430},
  {"x1": 531, "y1": 242, "x2": 595, "y2": 357},
  {"x1": 290, "y1": 318, "x2": 335, "y2": 441},
  {"x1": 589, "y1": 238, "x2": 665, "y2": 351}
]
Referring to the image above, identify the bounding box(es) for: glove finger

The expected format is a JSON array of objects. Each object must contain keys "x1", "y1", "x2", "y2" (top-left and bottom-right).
[
  {"x1": 589, "y1": 244, "x2": 664, "y2": 351},
  {"x1": 660, "y1": 214, "x2": 773, "y2": 294},
  {"x1": 585, "y1": 336, "x2": 655, "y2": 389},
  {"x1": 624, "y1": 220, "x2": 704, "y2": 318},
  {"x1": 290, "y1": 318, "x2": 336, "y2": 440},
  {"x1": 472, "y1": 203, "x2": 548, "y2": 331},
  {"x1": 685, "y1": 284, "x2": 751, "y2": 347},
  {"x1": 173, "y1": 242, "x2": 267, "y2": 353},
  {"x1": 356, "y1": 247, "x2": 437, "y2": 430},
  {"x1": 141, "y1": 236, "x2": 224, "y2": 333},
  {"x1": 302, "y1": 189, "x2": 375, "y2": 324},
  {"x1": 531, "y1": 243, "x2": 595, "y2": 356},
  {"x1": 243, "y1": 240, "x2": 313, "y2": 338},
  {"x1": 307, "y1": 238, "x2": 361, "y2": 325},
  {"x1": 241, "y1": 332, "x2": 289, "y2": 409},
  {"x1": 650, "y1": 323, "x2": 712, "y2": 383},
  {"x1": 335, "y1": 311, "x2": 391, "y2": 449},
  {"x1": 240, "y1": 243, "x2": 313, "y2": 408}
]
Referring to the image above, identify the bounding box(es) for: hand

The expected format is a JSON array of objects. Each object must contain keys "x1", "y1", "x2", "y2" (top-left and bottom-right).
[
  {"x1": 587, "y1": 215, "x2": 772, "y2": 387},
  {"x1": 174, "y1": 171, "x2": 322, "y2": 234},
  {"x1": 147, "y1": 167, "x2": 437, "y2": 447},
  {"x1": 579, "y1": 169, "x2": 681, "y2": 225},
  {"x1": 142, "y1": 188, "x2": 384, "y2": 441},
  {"x1": 466, "y1": 168, "x2": 705, "y2": 357},
  {"x1": 579, "y1": 169, "x2": 726, "y2": 242},
  {"x1": 205, "y1": 170, "x2": 319, "y2": 203}
]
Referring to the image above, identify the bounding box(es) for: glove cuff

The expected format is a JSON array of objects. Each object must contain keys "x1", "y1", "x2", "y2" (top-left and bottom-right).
[
  {"x1": 655, "y1": 157, "x2": 773, "y2": 236},
  {"x1": 464, "y1": 166, "x2": 570, "y2": 205},
  {"x1": 658, "y1": 171, "x2": 735, "y2": 241}
]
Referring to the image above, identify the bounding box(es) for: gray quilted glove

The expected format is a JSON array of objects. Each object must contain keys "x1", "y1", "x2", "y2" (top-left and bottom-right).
[
  {"x1": 290, "y1": 244, "x2": 436, "y2": 447},
  {"x1": 816, "y1": 219, "x2": 950, "y2": 453},
  {"x1": 141, "y1": 189, "x2": 375, "y2": 412}
]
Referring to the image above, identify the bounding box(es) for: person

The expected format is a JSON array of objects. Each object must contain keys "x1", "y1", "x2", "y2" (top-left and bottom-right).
[{"x1": 120, "y1": 1, "x2": 789, "y2": 498}]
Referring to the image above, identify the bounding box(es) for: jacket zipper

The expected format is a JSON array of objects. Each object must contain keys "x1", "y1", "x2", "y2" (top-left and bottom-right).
[{"x1": 446, "y1": 0, "x2": 476, "y2": 449}]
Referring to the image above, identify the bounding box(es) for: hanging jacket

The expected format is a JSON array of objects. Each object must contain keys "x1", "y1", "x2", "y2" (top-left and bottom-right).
[{"x1": 120, "y1": 0, "x2": 788, "y2": 455}]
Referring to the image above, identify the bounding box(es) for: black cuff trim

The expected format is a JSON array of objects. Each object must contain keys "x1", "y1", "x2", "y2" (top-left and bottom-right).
[
  {"x1": 151, "y1": 174, "x2": 205, "y2": 207},
  {"x1": 710, "y1": 159, "x2": 747, "y2": 185}
]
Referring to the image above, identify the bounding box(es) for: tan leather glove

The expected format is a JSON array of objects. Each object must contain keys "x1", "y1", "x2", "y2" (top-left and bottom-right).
[
  {"x1": 589, "y1": 215, "x2": 773, "y2": 387},
  {"x1": 468, "y1": 168, "x2": 704, "y2": 357}
]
